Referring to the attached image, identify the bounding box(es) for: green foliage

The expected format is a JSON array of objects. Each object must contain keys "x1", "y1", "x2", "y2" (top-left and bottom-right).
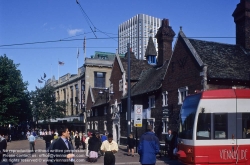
[
  {"x1": 0, "y1": 55, "x2": 32, "y2": 125},
  {"x1": 30, "y1": 85, "x2": 66, "y2": 122}
]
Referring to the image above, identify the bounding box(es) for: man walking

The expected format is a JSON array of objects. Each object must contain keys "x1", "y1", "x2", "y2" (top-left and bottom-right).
[
  {"x1": 101, "y1": 134, "x2": 118, "y2": 165},
  {"x1": 165, "y1": 129, "x2": 175, "y2": 159},
  {"x1": 49, "y1": 127, "x2": 75, "y2": 165},
  {"x1": 138, "y1": 125, "x2": 160, "y2": 165},
  {"x1": 28, "y1": 133, "x2": 36, "y2": 153}
]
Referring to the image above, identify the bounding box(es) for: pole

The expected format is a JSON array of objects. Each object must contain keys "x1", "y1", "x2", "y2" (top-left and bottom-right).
[
  {"x1": 135, "y1": 127, "x2": 138, "y2": 153},
  {"x1": 58, "y1": 61, "x2": 59, "y2": 81},
  {"x1": 127, "y1": 43, "x2": 131, "y2": 137}
]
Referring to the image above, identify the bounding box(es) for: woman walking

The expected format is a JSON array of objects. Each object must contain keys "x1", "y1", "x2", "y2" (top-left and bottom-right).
[
  {"x1": 75, "y1": 133, "x2": 80, "y2": 150},
  {"x1": 127, "y1": 134, "x2": 135, "y2": 157}
]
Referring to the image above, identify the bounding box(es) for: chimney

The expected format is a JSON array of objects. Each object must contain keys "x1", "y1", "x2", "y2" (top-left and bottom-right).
[
  {"x1": 232, "y1": 0, "x2": 250, "y2": 50},
  {"x1": 155, "y1": 19, "x2": 175, "y2": 67}
]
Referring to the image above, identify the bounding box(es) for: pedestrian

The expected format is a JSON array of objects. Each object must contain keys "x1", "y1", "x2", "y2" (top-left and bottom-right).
[
  {"x1": 49, "y1": 127, "x2": 75, "y2": 165},
  {"x1": 0, "y1": 134, "x2": 13, "y2": 165},
  {"x1": 43, "y1": 133, "x2": 53, "y2": 151},
  {"x1": 28, "y1": 133, "x2": 36, "y2": 153},
  {"x1": 138, "y1": 125, "x2": 160, "y2": 165},
  {"x1": 85, "y1": 132, "x2": 92, "y2": 157},
  {"x1": 101, "y1": 133, "x2": 118, "y2": 165},
  {"x1": 127, "y1": 133, "x2": 135, "y2": 156},
  {"x1": 101, "y1": 132, "x2": 108, "y2": 142},
  {"x1": 26, "y1": 130, "x2": 30, "y2": 139},
  {"x1": 88, "y1": 132, "x2": 101, "y2": 162},
  {"x1": 165, "y1": 129, "x2": 175, "y2": 160},
  {"x1": 81, "y1": 134, "x2": 86, "y2": 150},
  {"x1": 74, "y1": 133, "x2": 80, "y2": 150}
]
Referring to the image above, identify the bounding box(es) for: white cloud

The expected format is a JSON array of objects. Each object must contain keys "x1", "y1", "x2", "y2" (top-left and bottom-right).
[{"x1": 67, "y1": 29, "x2": 83, "y2": 36}]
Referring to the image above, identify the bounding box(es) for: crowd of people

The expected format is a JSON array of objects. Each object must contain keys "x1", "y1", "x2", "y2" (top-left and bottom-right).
[{"x1": 1, "y1": 126, "x2": 178, "y2": 165}]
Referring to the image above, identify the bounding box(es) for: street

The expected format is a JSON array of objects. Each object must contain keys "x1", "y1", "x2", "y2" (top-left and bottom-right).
[{"x1": 0, "y1": 138, "x2": 184, "y2": 165}]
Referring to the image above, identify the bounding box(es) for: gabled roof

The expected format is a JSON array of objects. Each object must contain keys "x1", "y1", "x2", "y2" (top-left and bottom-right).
[
  {"x1": 121, "y1": 52, "x2": 152, "y2": 80},
  {"x1": 145, "y1": 36, "x2": 157, "y2": 57},
  {"x1": 130, "y1": 61, "x2": 169, "y2": 97},
  {"x1": 179, "y1": 30, "x2": 250, "y2": 81},
  {"x1": 90, "y1": 87, "x2": 109, "y2": 108}
]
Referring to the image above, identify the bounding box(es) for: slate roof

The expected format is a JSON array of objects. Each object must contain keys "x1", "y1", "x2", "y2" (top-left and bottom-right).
[
  {"x1": 121, "y1": 52, "x2": 152, "y2": 80},
  {"x1": 90, "y1": 87, "x2": 109, "y2": 108},
  {"x1": 145, "y1": 36, "x2": 157, "y2": 57},
  {"x1": 130, "y1": 61, "x2": 169, "y2": 97},
  {"x1": 188, "y1": 39, "x2": 250, "y2": 81}
]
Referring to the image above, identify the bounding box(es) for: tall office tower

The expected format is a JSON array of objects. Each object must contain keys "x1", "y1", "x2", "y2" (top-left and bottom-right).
[{"x1": 118, "y1": 14, "x2": 162, "y2": 60}]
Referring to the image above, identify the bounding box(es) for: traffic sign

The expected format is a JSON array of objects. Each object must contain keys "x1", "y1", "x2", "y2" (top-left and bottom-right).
[{"x1": 134, "y1": 105, "x2": 142, "y2": 127}]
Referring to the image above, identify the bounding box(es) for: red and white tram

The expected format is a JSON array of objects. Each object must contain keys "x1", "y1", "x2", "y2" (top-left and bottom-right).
[{"x1": 177, "y1": 89, "x2": 250, "y2": 165}]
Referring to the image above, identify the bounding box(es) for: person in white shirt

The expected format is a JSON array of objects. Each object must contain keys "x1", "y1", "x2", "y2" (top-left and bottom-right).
[
  {"x1": 28, "y1": 134, "x2": 36, "y2": 153},
  {"x1": 101, "y1": 134, "x2": 118, "y2": 165}
]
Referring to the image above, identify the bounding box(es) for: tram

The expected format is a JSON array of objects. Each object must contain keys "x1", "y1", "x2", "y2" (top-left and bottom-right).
[{"x1": 177, "y1": 89, "x2": 250, "y2": 165}]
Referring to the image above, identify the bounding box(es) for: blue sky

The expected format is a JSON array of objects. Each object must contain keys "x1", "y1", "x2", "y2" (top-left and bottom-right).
[{"x1": 0, "y1": 0, "x2": 238, "y2": 92}]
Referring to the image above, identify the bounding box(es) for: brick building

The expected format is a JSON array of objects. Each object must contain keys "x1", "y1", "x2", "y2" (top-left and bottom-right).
[{"x1": 86, "y1": 0, "x2": 250, "y2": 144}]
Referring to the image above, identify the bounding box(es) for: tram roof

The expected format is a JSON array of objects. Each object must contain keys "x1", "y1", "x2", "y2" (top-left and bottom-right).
[{"x1": 201, "y1": 89, "x2": 250, "y2": 99}]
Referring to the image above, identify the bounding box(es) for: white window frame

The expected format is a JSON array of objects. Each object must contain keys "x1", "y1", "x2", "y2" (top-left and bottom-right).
[
  {"x1": 87, "y1": 122, "x2": 90, "y2": 129},
  {"x1": 119, "y1": 79, "x2": 123, "y2": 91},
  {"x1": 162, "y1": 118, "x2": 169, "y2": 134},
  {"x1": 104, "y1": 121, "x2": 107, "y2": 131},
  {"x1": 162, "y1": 91, "x2": 168, "y2": 107},
  {"x1": 178, "y1": 86, "x2": 188, "y2": 105},
  {"x1": 149, "y1": 95, "x2": 155, "y2": 108},
  {"x1": 91, "y1": 121, "x2": 93, "y2": 130},
  {"x1": 95, "y1": 121, "x2": 98, "y2": 130},
  {"x1": 110, "y1": 106, "x2": 113, "y2": 114},
  {"x1": 110, "y1": 84, "x2": 113, "y2": 93}
]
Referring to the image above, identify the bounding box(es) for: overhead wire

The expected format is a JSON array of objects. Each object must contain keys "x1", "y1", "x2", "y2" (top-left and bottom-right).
[
  {"x1": 76, "y1": 0, "x2": 97, "y2": 38},
  {"x1": 76, "y1": 0, "x2": 117, "y2": 42},
  {"x1": 0, "y1": 36, "x2": 235, "y2": 47}
]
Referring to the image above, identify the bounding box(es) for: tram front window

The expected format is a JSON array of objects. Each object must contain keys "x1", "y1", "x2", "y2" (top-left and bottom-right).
[
  {"x1": 196, "y1": 113, "x2": 211, "y2": 139},
  {"x1": 179, "y1": 93, "x2": 201, "y2": 139}
]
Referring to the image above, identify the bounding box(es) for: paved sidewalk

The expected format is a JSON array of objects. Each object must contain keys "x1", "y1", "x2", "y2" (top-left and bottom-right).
[{"x1": 0, "y1": 138, "x2": 184, "y2": 165}]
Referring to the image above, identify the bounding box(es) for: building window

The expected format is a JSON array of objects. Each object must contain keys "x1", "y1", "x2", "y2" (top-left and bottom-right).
[
  {"x1": 162, "y1": 119, "x2": 168, "y2": 134},
  {"x1": 162, "y1": 91, "x2": 168, "y2": 107},
  {"x1": 148, "y1": 55, "x2": 156, "y2": 65},
  {"x1": 110, "y1": 84, "x2": 113, "y2": 93},
  {"x1": 104, "y1": 121, "x2": 107, "y2": 131},
  {"x1": 94, "y1": 72, "x2": 106, "y2": 88},
  {"x1": 91, "y1": 110, "x2": 93, "y2": 116},
  {"x1": 95, "y1": 121, "x2": 98, "y2": 130},
  {"x1": 91, "y1": 122, "x2": 93, "y2": 130},
  {"x1": 149, "y1": 96, "x2": 155, "y2": 108},
  {"x1": 119, "y1": 79, "x2": 123, "y2": 91},
  {"x1": 87, "y1": 122, "x2": 90, "y2": 129},
  {"x1": 95, "y1": 109, "x2": 98, "y2": 116},
  {"x1": 104, "y1": 106, "x2": 107, "y2": 115},
  {"x1": 178, "y1": 86, "x2": 188, "y2": 105}
]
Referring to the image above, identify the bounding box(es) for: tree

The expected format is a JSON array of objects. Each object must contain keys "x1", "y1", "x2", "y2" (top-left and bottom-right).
[
  {"x1": 30, "y1": 85, "x2": 66, "y2": 123},
  {"x1": 0, "y1": 55, "x2": 32, "y2": 126}
]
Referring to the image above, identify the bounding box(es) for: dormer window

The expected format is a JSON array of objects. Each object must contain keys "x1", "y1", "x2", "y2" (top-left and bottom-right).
[{"x1": 147, "y1": 55, "x2": 156, "y2": 65}]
